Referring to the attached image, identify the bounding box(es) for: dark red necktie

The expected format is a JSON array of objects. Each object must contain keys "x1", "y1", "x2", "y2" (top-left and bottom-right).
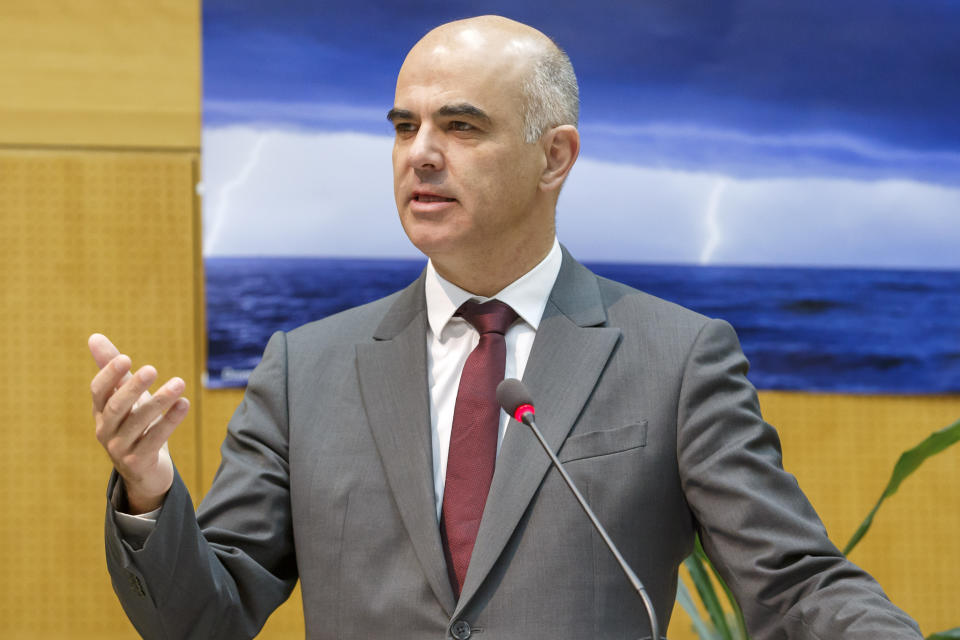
[{"x1": 441, "y1": 299, "x2": 518, "y2": 597}]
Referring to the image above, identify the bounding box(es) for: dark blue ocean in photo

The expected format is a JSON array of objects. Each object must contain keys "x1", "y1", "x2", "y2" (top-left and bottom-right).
[{"x1": 205, "y1": 257, "x2": 960, "y2": 393}]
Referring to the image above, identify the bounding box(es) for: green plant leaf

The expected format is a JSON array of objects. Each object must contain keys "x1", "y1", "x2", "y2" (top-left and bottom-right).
[
  {"x1": 677, "y1": 576, "x2": 721, "y2": 640},
  {"x1": 694, "y1": 537, "x2": 749, "y2": 639},
  {"x1": 684, "y1": 543, "x2": 734, "y2": 640},
  {"x1": 927, "y1": 628, "x2": 960, "y2": 640},
  {"x1": 843, "y1": 417, "x2": 960, "y2": 555}
]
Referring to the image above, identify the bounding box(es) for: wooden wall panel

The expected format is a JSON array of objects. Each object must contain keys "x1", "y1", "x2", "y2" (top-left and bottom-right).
[
  {"x1": 0, "y1": 150, "x2": 201, "y2": 637},
  {"x1": 0, "y1": 0, "x2": 201, "y2": 636},
  {"x1": 0, "y1": 1, "x2": 200, "y2": 149}
]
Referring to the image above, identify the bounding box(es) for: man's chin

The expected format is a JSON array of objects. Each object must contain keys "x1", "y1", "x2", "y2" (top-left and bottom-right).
[
  {"x1": 407, "y1": 237, "x2": 455, "y2": 262},
  {"x1": 401, "y1": 218, "x2": 465, "y2": 257},
  {"x1": 404, "y1": 233, "x2": 467, "y2": 265}
]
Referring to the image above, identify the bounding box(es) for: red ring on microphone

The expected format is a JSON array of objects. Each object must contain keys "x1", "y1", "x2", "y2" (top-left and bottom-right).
[{"x1": 512, "y1": 403, "x2": 535, "y2": 421}]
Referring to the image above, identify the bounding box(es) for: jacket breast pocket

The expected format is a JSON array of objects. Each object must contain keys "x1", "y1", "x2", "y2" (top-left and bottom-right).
[{"x1": 557, "y1": 420, "x2": 648, "y2": 463}]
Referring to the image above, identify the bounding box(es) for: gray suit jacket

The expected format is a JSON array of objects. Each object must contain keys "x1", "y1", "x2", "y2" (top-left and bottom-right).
[{"x1": 105, "y1": 249, "x2": 921, "y2": 639}]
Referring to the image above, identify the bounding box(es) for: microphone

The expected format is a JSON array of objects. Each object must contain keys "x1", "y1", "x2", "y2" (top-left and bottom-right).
[{"x1": 496, "y1": 379, "x2": 661, "y2": 640}]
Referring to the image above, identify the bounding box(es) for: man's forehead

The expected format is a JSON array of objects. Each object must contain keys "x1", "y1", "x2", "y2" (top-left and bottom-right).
[
  {"x1": 393, "y1": 66, "x2": 521, "y2": 117},
  {"x1": 397, "y1": 47, "x2": 519, "y2": 86},
  {"x1": 392, "y1": 19, "x2": 545, "y2": 125}
]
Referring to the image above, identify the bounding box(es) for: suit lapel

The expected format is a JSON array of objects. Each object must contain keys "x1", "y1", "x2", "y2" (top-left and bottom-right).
[
  {"x1": 356, "y1": 276, "x2": 457, "y2": 615},
  {"x1": 455, "y1": 251, "x2": 622, "y2": 613}
]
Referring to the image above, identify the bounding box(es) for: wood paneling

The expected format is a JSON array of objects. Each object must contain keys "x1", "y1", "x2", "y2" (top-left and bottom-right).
[
  {"x1": 0, "y1": 1, "x2": 200, "y2": 149},
  {"x1": 0, "y1": 149, "x2": 201, "y2": 637},
  {"x1": 0, "y1": 0, "x2": 201, "y2": 636}
]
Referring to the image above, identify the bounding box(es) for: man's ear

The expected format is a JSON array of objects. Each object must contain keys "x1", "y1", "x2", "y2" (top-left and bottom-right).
[{"x1": 539, "y1": 125, "x2": 580, "y2": 192}]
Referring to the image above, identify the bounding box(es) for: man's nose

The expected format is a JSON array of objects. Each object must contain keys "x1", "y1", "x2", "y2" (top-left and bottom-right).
[{"x1": 407, "y1": 125, "x2": 444, "y2": 171}]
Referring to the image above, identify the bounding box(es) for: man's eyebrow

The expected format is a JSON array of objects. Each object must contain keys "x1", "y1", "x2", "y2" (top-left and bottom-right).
[
  {"x1": 436, "y1": 103, "x2": 491, "y2": 124},
  {"x1": 386, "y1": 108, "x2": 414, "y2": 123},
  {"x1": 386, "y1": 104, "x2": 492, "y2": 124}
]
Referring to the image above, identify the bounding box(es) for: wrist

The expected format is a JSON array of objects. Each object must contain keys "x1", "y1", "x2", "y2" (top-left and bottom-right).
[{"x1": 120, "y1": 479, "x2": 168, "y2": 515}]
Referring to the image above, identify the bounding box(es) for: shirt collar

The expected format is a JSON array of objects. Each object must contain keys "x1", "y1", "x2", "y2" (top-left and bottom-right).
[{"x1": 425, "y1": 236, "x2": 562, "y2": 336}]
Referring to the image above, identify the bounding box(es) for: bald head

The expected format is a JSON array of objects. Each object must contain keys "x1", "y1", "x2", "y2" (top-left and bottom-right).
[
  {"x1": 390, "y1": 16, "x2": 581, "y2": 295},
  {"x1": 401, "y1": 16, "x2": 579, "y2": 143}
]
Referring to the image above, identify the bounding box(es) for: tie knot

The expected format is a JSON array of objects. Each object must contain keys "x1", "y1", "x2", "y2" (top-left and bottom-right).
[{"x1": 456, "y1": 299, "x2": 518, "y2": 335}]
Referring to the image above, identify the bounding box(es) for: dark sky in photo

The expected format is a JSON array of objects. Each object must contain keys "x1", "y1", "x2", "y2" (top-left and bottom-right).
[{"x1": 202, "y1": 1, "x2": 960, "y2": 182}]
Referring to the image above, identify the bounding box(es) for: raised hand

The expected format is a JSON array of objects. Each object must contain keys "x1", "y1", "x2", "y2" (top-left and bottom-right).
[{"x1": 88, "y1": 334, "x2": 190, "y2": 514}]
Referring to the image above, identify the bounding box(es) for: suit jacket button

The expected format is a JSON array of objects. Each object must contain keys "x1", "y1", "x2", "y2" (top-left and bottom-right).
[{"x1": 451, "y1": 620, "x2": 472, "y2": 640}]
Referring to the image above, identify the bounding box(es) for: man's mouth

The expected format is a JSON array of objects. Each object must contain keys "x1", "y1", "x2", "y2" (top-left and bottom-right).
[{"x1": 414, "y1": 194, "x2": 456, "y2": 203}]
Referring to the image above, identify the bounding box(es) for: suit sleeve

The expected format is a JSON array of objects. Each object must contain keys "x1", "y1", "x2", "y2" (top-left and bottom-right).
[
  {"x1": 676, "y1": 319, "x2": 922, "y2": 640},
  {"x1": 104, "y1": 331, "x2": 297, "y2": 639}
]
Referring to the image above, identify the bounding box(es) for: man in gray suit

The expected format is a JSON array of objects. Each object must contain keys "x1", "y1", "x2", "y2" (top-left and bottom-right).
[{"x1": 89, "y1": 15, "x2": 922, "y2": 640}]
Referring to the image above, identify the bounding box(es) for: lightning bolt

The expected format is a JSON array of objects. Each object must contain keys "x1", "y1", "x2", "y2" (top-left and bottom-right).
[
  {"x1": 203, "y1": 133, "x2": 269, "y2": 255},
  {"x1": 699, "y1": 178, "x2": 729, "y2": 265}
]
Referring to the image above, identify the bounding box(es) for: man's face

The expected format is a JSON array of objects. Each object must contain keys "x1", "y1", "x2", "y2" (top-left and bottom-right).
[{"x1": 390, "y1": 33, "x2": 548, "y2": 270}]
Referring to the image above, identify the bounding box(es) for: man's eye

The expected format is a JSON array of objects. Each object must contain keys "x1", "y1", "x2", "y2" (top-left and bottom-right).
[
  {"x1": 394, "y1": 122, "x2": 417, "y2": 134},
  {"x1": 449, "y1": 121, "x2": 474, "y2": 131}
]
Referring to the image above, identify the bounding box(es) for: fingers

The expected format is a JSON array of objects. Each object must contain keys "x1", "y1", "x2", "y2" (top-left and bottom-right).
[
  {"x1": 92, "y1": 359, "x2": 151, "y2": 421},
  {"x1": 119, "y1": 375, "x2": 185, "y2": 441},
  {"x1": 90, "y1": 354, "x2": 133, "y2": 413},
  {"x1": 96, "y1": 367, "x2": 166, "y2": 443},
  {"x1": 88, "y1": 333, "x2": 121, "y2": 370},
  {"x1": 87, "y1": 334, "x2": 186, "y2": 505},
  {"x1": 98, "y1": 374, "x2": 187, "y2": 460},
  {"x1": 88, "y1": 337, "x2": 187, "y2": 444},
  {"x1": 135, "y1": 397, "x2": 190, "y2": 454},
  {"x1": 104, "y1": 366, "x2": 158, "y2": 423}
]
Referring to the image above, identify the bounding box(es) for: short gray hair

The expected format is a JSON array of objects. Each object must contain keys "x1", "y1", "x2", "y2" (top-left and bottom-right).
[{"x1": 520, "y1": 45, "x2": 579, "y2": 143}]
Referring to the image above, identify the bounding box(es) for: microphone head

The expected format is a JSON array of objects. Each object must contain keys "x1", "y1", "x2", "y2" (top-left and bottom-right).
[{"x1": 496, "y1": 378, "x2": 535, "y2": 421}]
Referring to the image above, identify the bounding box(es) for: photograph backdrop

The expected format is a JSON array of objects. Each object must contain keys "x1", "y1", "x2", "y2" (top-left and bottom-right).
[{"x1": 202, "y1": 1, "x2": 960, "y2": 392}]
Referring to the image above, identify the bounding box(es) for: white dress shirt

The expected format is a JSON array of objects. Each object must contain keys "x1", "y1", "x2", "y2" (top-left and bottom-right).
[
  {"x1": 115, "y1": 237, "x2": 562, "y2": 539},
  {"x1": 424, "y1": 237, "x2": 562, "y2": 519}
]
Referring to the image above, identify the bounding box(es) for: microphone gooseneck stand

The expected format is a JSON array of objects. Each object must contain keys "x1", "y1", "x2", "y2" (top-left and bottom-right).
[{"x1": 496, "y1": 378, "x2": 661, "y2": 640}]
